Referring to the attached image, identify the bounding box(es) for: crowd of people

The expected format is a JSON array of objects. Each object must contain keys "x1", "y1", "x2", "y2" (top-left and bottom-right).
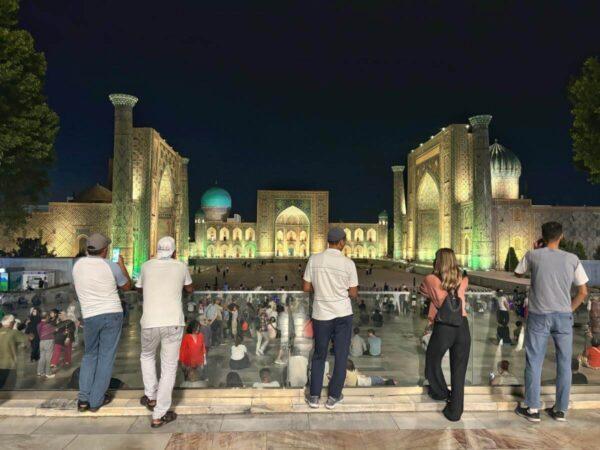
[{"x1": 0, "y1": 220, "x2": 598, "y2": 427}]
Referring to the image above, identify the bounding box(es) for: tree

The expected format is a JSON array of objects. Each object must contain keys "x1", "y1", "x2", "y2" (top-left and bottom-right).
[
  {"x1": 559, "y1": 238, "x2": 587, "y2": 260},
  {"x1": 568, "y1": 56, "x2": 600, "y2": 184},
  {"x1": 0, "y1": 0, "x2": 59, "y2": 231},
  {"x1": 10, "y1": 237, "x2": 55, "y2": 257},
  {"x1": 593, "y1": 245, "x2": 600, "y2": 260},
  {"x1": 504, "y1": 247, "x2": 519, "y2": 272}
]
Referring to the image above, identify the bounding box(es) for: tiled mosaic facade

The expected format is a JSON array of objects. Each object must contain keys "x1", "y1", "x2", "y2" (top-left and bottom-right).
[
  {"x1": 395, "y1": 116, "x2": 600, "y2": 269},
  {"x1": 193, "y1": 190, "x2": 388, "y2": 259}
]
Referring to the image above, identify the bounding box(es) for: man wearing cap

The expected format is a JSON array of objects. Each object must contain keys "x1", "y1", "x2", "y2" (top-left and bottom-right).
[
  {"x1": 303, "y1": 227, "x2": 358, "y2": 409},
  {"x1": 136, "y1": 236, "x2": 193, "y2": 427},
  {"x1": 72, "y1": 233, "x2": 132, "y2": 412}
]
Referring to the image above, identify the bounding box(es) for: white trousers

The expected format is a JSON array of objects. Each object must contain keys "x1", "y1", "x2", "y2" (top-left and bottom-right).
[{"x1": 140, "y1": 326, "x2": 184, "y2": 420}]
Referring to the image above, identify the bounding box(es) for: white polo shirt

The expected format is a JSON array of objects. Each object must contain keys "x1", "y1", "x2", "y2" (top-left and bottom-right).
[
  {"x1": 135, "y1": 258, "x2": 192, "y2": 328},
  {"x1": 303, "y1": 248, "x2": 358, "y2": 320},
  {"x1": 72, "y1": 256, "x2": 128, "y2": 319}
]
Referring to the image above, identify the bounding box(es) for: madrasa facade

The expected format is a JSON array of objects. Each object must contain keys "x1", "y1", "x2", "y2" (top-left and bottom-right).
[
  {"x1": 1, "y1": 98, "x2": 598, "y2": 272},
  {"x1": 393, "y1": 114, "x2": 600, "y2": 270}
]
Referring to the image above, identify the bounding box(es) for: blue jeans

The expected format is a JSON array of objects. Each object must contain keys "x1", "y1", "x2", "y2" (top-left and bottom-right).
[
  {"x1": 310, "y1": 315, "x2": 353, "y2": 399},
  {"x1": 79, "y1": 312, "x2": 123, "y2": 408},
  {"x1": 525, "y1": 312, "x2": 573, "y2": 411}
]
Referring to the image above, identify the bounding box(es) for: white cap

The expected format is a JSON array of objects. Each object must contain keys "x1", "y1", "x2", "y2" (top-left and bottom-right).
[{"x1": 157, "y1": 236, "x2": 176, "y2": 259}]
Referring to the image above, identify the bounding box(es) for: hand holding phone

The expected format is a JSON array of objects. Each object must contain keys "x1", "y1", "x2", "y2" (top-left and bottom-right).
[{"x1": 111, "y1": 248, "x2": 121, "y2": 263}]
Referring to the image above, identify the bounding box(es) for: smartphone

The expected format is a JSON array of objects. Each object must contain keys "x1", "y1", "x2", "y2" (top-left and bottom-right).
[{"x1": 111, "y1": 247, "x2": 120, "y2": 263}]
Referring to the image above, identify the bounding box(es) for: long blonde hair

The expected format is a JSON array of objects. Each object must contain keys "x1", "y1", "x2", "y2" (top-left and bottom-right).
[{"x1": 432, "y1": 248, "x2": 462, "y2": 292}]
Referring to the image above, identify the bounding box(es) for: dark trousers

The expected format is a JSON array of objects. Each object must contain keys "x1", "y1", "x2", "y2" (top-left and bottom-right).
[
  {"x1": 310, "y1": 315, "x2": 353, "y2": 399},
  {"x1": 0, "y1": 369, "x2": 15, "y2": 389},
  {"x1": 425, "y1": 317, "x2": 471, "y2": 421},
  {"x1": 211, "y1": 320, "x2": 223, "y2": 346}
]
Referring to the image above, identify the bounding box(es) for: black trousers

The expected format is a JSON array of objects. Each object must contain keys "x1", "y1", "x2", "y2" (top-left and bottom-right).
[{"x1": 425, "y1": 317, "x2": 471, "y2": 421}]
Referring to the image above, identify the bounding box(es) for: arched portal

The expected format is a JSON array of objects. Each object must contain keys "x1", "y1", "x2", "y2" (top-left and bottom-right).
[
  {"x1": 416, "y1": 172, "x2": 440, "y2": 261},
  {"x1": 156, "y1": 167, "x2": 175, "y2": 250},
  {"x1": 274, "y1": 206, "x2": 310, "y2": 257},
  {"x1": 355, "y1": 245, "x2": 364, "y2": 258}
]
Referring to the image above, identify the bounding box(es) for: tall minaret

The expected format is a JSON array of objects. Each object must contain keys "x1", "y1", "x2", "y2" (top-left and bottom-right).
[
  {"x1": 179, "y1": 157, "x2": 190, "y2": 261},
  {"x1": 468, "y1": 114, "x2": 494, "y2": 270},
  {"x1": 109, "y1": 93, "x2": 138, "y2": 269},
  {"x1": 392, "y1": 165, "x2": 406, "y2": 260}
]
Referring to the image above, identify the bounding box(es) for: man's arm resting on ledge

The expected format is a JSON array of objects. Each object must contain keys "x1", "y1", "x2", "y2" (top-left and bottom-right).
[{"x1": 303, "y1": 280, "x2": 313, "y2": 293}]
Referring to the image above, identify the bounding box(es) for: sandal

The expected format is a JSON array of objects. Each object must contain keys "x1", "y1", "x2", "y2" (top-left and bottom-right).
[
  {"x1": 89, "y1": 393, "x2": 113, "y2": 412},
  {"x1": 151, "y1": 411, "x2": 177, "y2": 428},
  {"x1": 140, "y1": 395, "x2": 156, "y2": 411}
]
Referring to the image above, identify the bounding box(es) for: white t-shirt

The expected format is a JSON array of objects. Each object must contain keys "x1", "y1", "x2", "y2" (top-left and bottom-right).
[
  {"x1": 231, "y1": 344, "x2": 248, "y2": 360},
  {"x1": 72, "y1": 256, "x2": 128, "y2": 319},
  {"x1": 303, "y1": 248, "x2": 358, "y2": 320},
  {"x1": 498, "y1": 296, "x2": 509, "y2": 311},
  {"x1": 135, "y1": 258, "x2": 192, "y2": 329},
  {"x1": 252, "y1": 381, "x2": 280, "y2": 388}
]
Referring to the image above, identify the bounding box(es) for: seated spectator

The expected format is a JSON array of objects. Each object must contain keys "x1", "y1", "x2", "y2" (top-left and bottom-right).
[
  {"x1": 229, "y1": 335, "x2": 250, "y2": 370},
  {"x1": 571, "y1": 358, "x2": 588, "y2": 384},
  {"x1": 179, "y1": 320, "x2": 207, "y2": 379},
  {"x1": 350, "y1": 327, "x2": 367, "y2": 357},
  {"x1": 371, "y1": 309, "x2": 383, "y2": 327},
  {"x1": 253, "y1": 368, "x2": 281, "y2": 388},
  {"x1": 367, "y1": 329, "x2": 381, "y2": 356},
  {"x1": 344, "y1": 359, "x2": 396, "y2": 387},
  {"x1": 224, "y1": 371, "x2": 243, "y2": 388},
  {"x1": 489, "y1": 360, "x2": 519, "y2": 386},
  {"x1": 584, "y1": 337, "x2": 600, "y2": 369}
]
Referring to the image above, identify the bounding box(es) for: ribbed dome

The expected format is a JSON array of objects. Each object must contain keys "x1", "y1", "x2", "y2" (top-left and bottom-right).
[
  {"x1": 378, "y1": 210, "x2": 388, "y2": 219},
  {"x1": 490, "y1": 140, "x2": 521, "y2": 177},
  {"x1": 73, "y1": 183, "x2": 112, "y2": 203},
  {"x1": 200, "y1": 186, "x2": 231, "y2": 209},
  {"x1": 195, "y1": 209, "x2": 205, "y2": 218}
]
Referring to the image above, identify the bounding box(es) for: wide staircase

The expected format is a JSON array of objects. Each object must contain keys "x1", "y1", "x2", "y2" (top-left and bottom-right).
[{"x1": 2, "y1": 386, "x2": 600, "y2": 417}]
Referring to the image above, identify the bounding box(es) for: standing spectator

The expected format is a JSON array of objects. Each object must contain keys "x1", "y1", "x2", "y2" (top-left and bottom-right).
[
  {"x1": 137, "y1": 236, "x2": 193, "y2": 428},
  {"x1": 72, "y1": 233, "x2": 132, "y2": 413},
  {"x1": 50, "y1": 310, "x2": 75, "y2": 369},
  {"x1": 206, "y1": 299, "x2": 224, "y2": 346},
  {"x1": 255, "y1": 305, "x2": 271, "y2": 356},
  {"x1": 0, "y1": 314, "x2": 30, "y2": 389},
  {"x1": 37, "y1": 312, "x2": 56, "y2": 379},
  {"x1": 419, "y1": 248, "x2": 470, "y2": 422},
  {"x1": 25, "y1": 307, "x2": 42, "y2": 362},
  {"x1": 496, "y1": 290, "x2": 510, "y2": 325},
  {"x1": 514, "y1": 222, "x2": 589, "y2": 423},
  {"x1": 179, "y1": 320, "x2": 207, "y2": 380},
  {"x1": 200, "y1": 318, "x2": 213, "y2": 350},
  {"x1": 350, "y1": 327, "x2": 367, "y2": 357},
  {"x1": 367, "y1": 329, "x2": 382, "y2": 356},
  {"x1": 303, "y1": 227, "x2": 358, "y2": 410}
]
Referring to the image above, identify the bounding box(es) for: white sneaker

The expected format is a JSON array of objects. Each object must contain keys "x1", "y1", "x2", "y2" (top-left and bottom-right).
[{"x1": 45, "y1": 374, "x2": 56, "y2": 379}]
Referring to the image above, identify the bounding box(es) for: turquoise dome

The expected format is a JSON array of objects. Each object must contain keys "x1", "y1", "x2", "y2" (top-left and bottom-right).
[
  {"x1": 378, "y1": 210, "x2": 388, "y2": 219},
  {"x1": 201, "y1": 186, "x2": 231, "y2": 209},
  {"x1": 490, "y1": 140, "x2": 521, "y2": 177}
]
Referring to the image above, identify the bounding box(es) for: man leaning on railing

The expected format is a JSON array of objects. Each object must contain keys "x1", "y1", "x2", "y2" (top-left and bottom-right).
[{"x1": 514, "y1": 221, "x2": 589, "y2": 423}]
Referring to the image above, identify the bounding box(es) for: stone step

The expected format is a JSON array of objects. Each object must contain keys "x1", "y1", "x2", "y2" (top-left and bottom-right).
[{"x1": 1, "y1": 388, "x2": 600, "y2": 417}]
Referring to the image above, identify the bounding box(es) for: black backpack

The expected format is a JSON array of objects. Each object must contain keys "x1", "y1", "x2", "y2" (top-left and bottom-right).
[{"x1": 435, "y1": 289, "x2": 463, "y2": 327}]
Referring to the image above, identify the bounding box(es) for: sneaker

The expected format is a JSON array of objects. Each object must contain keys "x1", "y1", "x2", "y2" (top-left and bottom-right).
[
  {"x1": 325, "y1": 395, "x2": 344, "y2": 410},
  {"x1": 515, "y1": 404, "x2": 540, "y2": 423},
  {"x1": 306, "y1": 395, "x2": 320, "y2": 409},
  {"x1": 545, "y1": 407, "x2": 566, "y2": 422},
  {"x1": 45, "y1": 374, "x2": 55, "y2": 379}
]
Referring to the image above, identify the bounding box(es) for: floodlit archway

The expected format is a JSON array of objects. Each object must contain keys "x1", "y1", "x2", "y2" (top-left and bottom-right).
[
  {"x1": 354, "y1": 228, "x2": 364, "y2": 243},
  {"x1": 207, "y1": 245, "x2": 215, "y2": 258},
  {"x1": 416, "y1": 172, "x2": 440, "y2": 261},
  {"x1": 344, "y1": 228, "x2": 352, "y2": 242},
  {"x1": 355, "y1": 245, "x2": 364, "y2": 258},
  {"x1": 156, "y1": 167, "x2": 175, "y2": 249},
  {"x1": 207, "y1": 227, "x2": 217, "y2": 241},
  {"x1": 232, "y1": 228, "x2": 242, "y2": 241},
  {"x1": 274, "y1": 206, "x2": 310, "y2": 257},
  {"x1": 367, "y1": 229, "x2": 377, "y2": 242},
  {"x1": 245, "y1": 228, "x2": 255, "y2": 241},
  {"x1": 219, "y1": 228, "x2": 230, "y2": 241}
]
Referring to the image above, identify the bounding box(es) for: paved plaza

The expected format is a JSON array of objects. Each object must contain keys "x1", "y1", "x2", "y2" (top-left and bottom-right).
[
  {"x1": 4, "y1": 262, "x2": 599, "y2": 390},
  {"x1": 1, "y1": 410, "x2": 600, "y2": 449}
]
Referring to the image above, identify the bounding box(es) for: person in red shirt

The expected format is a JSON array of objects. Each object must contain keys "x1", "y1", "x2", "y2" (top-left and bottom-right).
[{"x1": 179, "y1": 321, "x2": 206, "y2": 379}]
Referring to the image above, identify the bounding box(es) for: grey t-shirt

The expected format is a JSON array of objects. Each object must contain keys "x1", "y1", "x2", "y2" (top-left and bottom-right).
[{"x1": 515, "y1": 248, "x2": 589, "y2": 314}]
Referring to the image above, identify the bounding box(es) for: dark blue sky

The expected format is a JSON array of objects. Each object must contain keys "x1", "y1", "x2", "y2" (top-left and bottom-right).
[{"x1": 20, "y1": 0, "x2": 600, "y2": 222}]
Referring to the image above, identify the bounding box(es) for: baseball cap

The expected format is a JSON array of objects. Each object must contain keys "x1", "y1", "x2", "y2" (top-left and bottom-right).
[
  {"x1": 327, "y1": 227, "x2": 346, "y2": 243},
  {"x1": 157, "y1": 236, "x2": 176, "y2": 259},
  {"x1": 87, "y1": 233, "x2": 111, "y2": 252}
]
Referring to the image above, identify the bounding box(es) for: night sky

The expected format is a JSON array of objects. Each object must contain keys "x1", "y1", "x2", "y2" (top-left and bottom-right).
[{"x1": 19, "y1": 1, "x2": 600, "y2": 223}]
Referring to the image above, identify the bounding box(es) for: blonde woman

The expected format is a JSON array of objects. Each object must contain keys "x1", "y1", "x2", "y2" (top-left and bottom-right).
[{"x1": 419, "y1": 248, "x2": 469, "y2": 421}]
